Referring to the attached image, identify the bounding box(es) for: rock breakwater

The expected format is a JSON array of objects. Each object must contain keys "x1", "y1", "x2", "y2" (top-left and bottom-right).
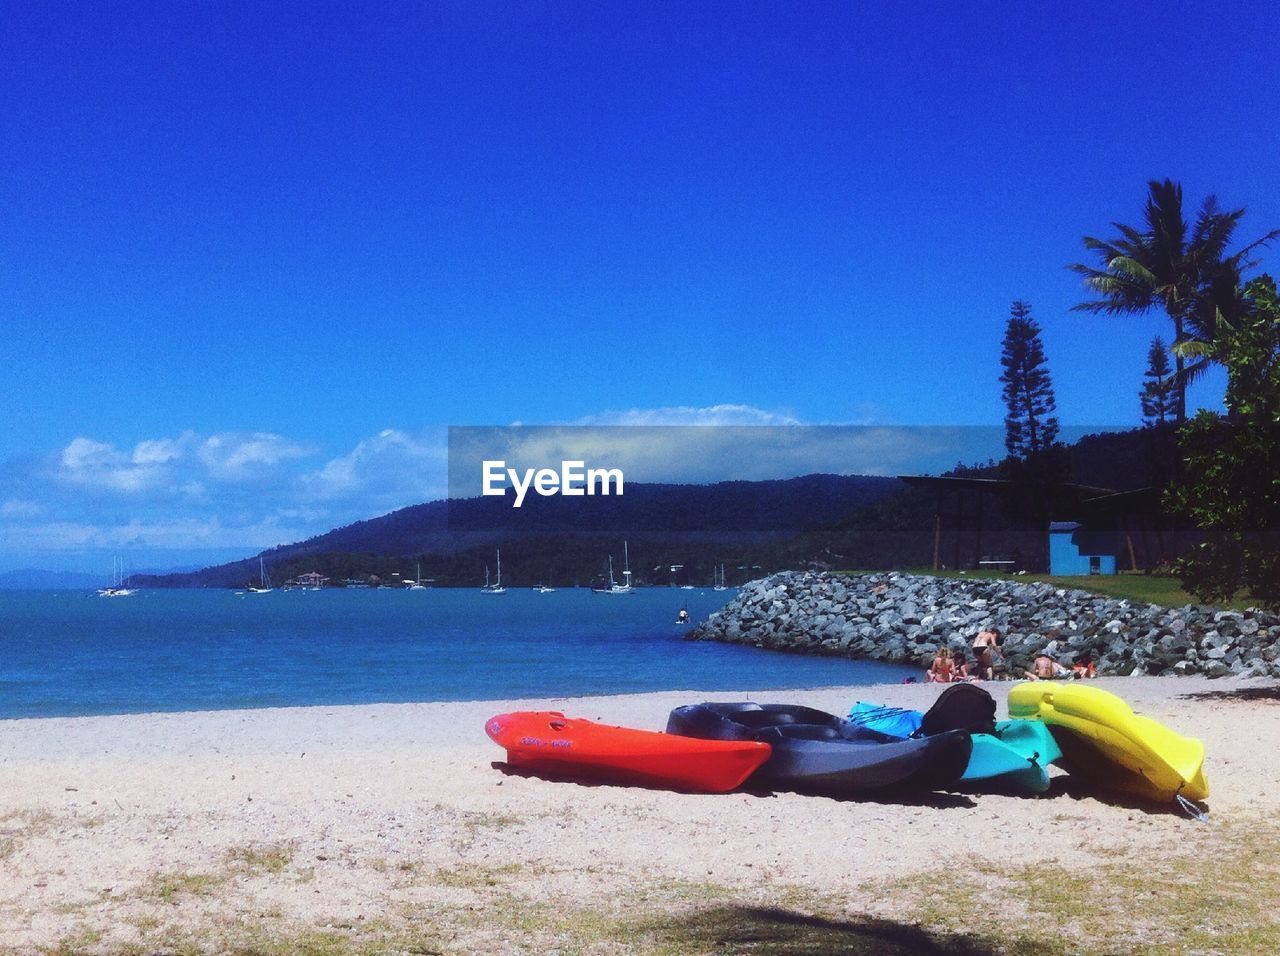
[{"x1": 689, "y1": 571, "x2": 1280, "y2": 678}]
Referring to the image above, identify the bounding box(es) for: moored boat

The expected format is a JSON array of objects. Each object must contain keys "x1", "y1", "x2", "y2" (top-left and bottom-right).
[
  {"x1": 485, "y1": 711, "x2": 771, "y2": 793},
  {"x1": 480, "y1": 550, "x2": 507, "y2": 594},
  {"x1": 591, "y1": 541, "x2": 635, "y2": 594}
]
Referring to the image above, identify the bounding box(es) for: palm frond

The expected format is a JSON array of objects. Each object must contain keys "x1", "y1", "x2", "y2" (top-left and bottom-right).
[
  {"x1": 1145, "y1": 179, "x2": 1187, "y2": 259},
  {"x1": 1172, "y1": 339, "x2": 1213, "y2": 360},
  {"x1": 1228, "y1": 227, "x2": 1280, "y2": 271},
  {"x1": 1107, "y1": 255, "x2": 1157, "y2": 283},
  {"x1": 1191, "y1": 197, "x2": 1244, "y2": 265}
]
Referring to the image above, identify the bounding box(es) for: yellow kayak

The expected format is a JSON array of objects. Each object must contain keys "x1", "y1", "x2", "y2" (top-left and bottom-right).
[{"x1": 1007, "y1": 682, "x2": 1208, "y2": 803}]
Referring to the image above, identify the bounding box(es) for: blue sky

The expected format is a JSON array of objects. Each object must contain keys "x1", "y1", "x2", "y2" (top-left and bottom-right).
[{"x1": 2, "y1": 2, "x2": 1279, "y2": 573}]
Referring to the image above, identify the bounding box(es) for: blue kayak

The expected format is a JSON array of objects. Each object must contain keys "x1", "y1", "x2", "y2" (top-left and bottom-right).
[
  {"x1": 666, "y1": 702, "x2": 972, "y2": 794},
  {"x1": 849, "y1": 702, "x2": 923, "y2": 738}
]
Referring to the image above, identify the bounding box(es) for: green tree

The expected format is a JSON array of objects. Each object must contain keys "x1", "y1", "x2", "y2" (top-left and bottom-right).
[
  {"x1": 1139, "y1": 336, "x2": 1177, "y2": 426},
  {"x1": 1166, "y1": 275, "x2": 1280, "y2": 608},
  {"x1": 1069, "y1": 179, "x2": 1278, "y2": 423},
  {"x1": 1000, "y1": 300, "x2": 1060, "y2": 459}
]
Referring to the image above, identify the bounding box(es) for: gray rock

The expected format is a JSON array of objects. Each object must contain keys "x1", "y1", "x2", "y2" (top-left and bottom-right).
[{"x1": 691, "y1": 570, "x2": 1280, "y2": 678}]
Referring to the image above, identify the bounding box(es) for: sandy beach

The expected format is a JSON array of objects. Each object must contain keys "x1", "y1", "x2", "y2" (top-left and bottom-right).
[{"x1": 3, "y1": 676, "x2": 1279, "y2": 954}]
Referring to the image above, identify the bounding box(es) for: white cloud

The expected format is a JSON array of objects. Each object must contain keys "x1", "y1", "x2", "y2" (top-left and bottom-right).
[
  {"x1": 571, "y1": 403, "x2": 803, "y2": 427},
  {"x1": 52, "y1": 430, "x2": 317, "y2": 496},
  {"x1": 198, "y1": 432, "x2": 315, "y2": 481},
  {"x1": 448, "y1": 417, "x2": 1007, "y2": 494},
  {"x1": 61, "y1": 437, "x2": 120, "y2": 471},
  {"x1": 132, "y1": 434, "x2": 191, "y2": 465},
  {"x1": 1, "y1": 498, "x2": 42, "y2": 518},
  {"x1": 299, "y1": 428, "x2": 449, "y2": 506},
  {"x1": 57, "y1": 437, "x2": 167, "y2": 493}
]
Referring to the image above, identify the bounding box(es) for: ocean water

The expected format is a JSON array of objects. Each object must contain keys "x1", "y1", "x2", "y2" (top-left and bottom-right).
[{"x1": 0, "y1": 587, "x2": 914, "y2": 719}]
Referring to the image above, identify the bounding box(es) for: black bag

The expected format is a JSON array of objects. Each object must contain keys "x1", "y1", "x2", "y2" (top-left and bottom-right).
[{"x1": 919, "y1": 683, "x2": 997, "y2": 737}]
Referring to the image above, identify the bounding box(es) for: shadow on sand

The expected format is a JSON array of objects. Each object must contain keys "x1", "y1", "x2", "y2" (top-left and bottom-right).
[
  {"x1": 1179, "y1": 685, "x2": 1280, "y2": 704},
  {"x1": 491, "y1": 761, "x2": 977, "y2": 808},
  {"x1": 1033, "y1": 773, "x2": 1200, "y2": 817},
  {"x1": 637, "y1": 904, "x2": 1055, "y2": 955}
]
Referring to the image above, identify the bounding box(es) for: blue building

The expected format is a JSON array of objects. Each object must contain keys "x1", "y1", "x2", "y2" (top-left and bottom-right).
[{"x1": 1048, "y1": 522, "x2": 1117, "y2": 576}]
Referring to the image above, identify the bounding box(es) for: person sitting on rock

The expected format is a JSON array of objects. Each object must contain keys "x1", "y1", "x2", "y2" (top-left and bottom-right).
[
  {"x1": 1026, "y1": 651, "x2": 1071, "y2": 680},
  {"x1": 926, "y1": 646, "x2": 953, "y2": 683},
  {"x1": 1072, "y1": 655, "x2": 1096, "y2": 679},
  {"x1": 951, "y1": 649, "x2": 978, "y2": 681}
]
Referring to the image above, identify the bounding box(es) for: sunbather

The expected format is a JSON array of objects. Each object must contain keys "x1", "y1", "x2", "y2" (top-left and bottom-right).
[
  {"x1": 951, "y1": 649, "x2": 983, "y2": 681},
  {"x1": 1026, "y1": 652, "x2": 1071, "y2": 680},
  {"x1": 926, "y1": 647, "x2": 953, "y2": 683},
  {"x1": 1072, "y1": 655, "x2": 1097, "y2": 678}
]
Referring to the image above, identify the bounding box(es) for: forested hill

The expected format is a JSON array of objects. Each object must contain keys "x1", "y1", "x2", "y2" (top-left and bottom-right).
[
  {"x1": 137, "y1": 428, "x2": 1177, "y2": 588},
  {"x1": 137, "y1": 473, "x2": 902, "y2": 588}
]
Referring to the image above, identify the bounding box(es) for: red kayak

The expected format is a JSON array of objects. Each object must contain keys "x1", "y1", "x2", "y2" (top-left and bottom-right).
[{"x1": 485, "y1": 711, "x2": 771, "y2": 793}]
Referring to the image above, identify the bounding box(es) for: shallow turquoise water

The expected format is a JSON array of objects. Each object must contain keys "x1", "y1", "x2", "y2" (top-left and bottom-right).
[{"x1": 0, "y1": 587, "x2": 913, "y2": 718}]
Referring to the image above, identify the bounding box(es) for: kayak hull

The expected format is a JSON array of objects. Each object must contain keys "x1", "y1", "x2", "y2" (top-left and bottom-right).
[
  {"x1": 963, "y1": 720, "x2": 1062, "y2": 794},
  {"x1": 485, "y1": 711, "x2": 771, "y2": 793},
  {"x1": 666, "y1": 702, "x2": 971, "y2": 793},
  {"x1": 852, "y1": 700, "x2": 1060, "y2": 794},
  {"x1": 1007, "y1": 682, "x2": 1208, "y2": 802}
]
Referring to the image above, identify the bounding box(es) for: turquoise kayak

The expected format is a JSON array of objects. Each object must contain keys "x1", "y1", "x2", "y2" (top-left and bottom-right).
[
  {"x1": 965, "y1": 720, "x2": 1062, "y2": 794},
  {"x1": 849, "y1": 699, "x2": 1061, "y2": 794}
]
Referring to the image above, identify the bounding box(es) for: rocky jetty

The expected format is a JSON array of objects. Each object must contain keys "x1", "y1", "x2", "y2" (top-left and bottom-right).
[{"x1": 688, "y1": 571, "x2": 1280, "y2": 678}]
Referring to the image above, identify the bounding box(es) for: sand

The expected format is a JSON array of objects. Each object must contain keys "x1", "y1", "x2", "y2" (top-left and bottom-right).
[{"x1": 2, "y1": 676, "x2": 1278, "y2": 954}]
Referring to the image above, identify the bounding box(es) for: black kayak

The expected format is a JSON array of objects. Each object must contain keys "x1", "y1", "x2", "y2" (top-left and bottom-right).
[{"x1": 665, "y1": 702, "x2": 972, "y2": 793}]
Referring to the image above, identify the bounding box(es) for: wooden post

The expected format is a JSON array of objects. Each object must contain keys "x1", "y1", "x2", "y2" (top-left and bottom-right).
[
  {"x1": 932, "y1": 488, "x2": 942, "y2": 570},
  {"x1": 953, "y1": 489, "x2": 964, "y2": 571},
  {"x1": 1125, "y1": 525, "x2": 1138, "y2": 572},
  {"x1": 973, "y1": 488, "x2": 985, "y2": 569}
]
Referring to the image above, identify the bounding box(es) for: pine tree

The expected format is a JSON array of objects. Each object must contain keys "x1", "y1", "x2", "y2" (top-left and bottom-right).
[
  {"x1": 1139, "y1": 336, "x2": 1176, "y2": 426},
  {"x1": 1000, "y1": 301, "x2": 1061, "y2": 460}
]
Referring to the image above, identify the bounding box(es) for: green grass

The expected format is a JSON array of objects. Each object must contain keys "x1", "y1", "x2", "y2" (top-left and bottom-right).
[
  {"x1": 223, "y1": 842, "x2": 295, "y2": 876},
  {"x1": 0, "y1": 808, "x2": 57, "y2": 860},
  {"x1": 142, "y1": 870, "x2": 229, "y2": 904},
  {"x1": 860, "y1": 818, "x2": 1280, "y2": 955},
  {"x1": 35, "y1": 817, "x2": 1280, "y2": 954},
  {"x1": 430, "y1": 861, "x2": 535, "y2": 889},
  {"x1": 845, "y1": 568, "x2": 1260, "y2": 610}
]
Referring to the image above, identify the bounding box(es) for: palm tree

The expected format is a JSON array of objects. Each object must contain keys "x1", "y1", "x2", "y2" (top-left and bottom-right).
[{"x1": 1069, "y1": 179, "x2": 1278, "y2": 422}]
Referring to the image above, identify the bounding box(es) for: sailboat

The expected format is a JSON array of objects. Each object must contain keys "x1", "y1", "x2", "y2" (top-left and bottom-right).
[
  {"x1": 408, "y1": 561, "x2": 428, "y2": 590},
  {"x1": 713, "y1": 564, "x2": 728, "y2": 591},
  {"x1": 481, "y1": 549, "x2": 507, "y2": 594},
  {"x1": 592, "y1": 541, "x2": 635, "y2": 594},
  {"x1": 98, "y1": 556, "x2": 136, "y2": 597},
  {"x1": 248, "y1": 557, "x2": 274, "y2": 593}
]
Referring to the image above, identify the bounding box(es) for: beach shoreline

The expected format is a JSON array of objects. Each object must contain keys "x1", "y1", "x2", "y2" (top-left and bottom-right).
[{"x1": 3, "y1": 675, "x2": 1278, "y2": 953}]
